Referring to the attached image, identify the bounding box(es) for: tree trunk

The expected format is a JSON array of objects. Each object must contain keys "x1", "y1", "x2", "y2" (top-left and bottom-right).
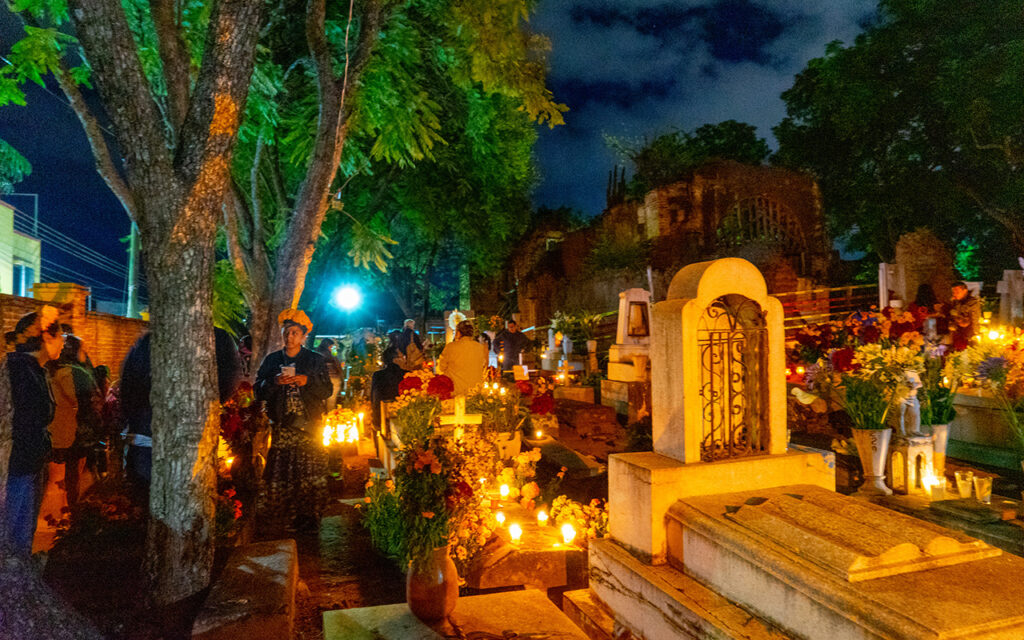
[
  {"x1": 249, "y1": 297, "x2": 276, "y2": 379},
  {"x1": 141, "y1": 202, "x2": 220, "y2": 607}
]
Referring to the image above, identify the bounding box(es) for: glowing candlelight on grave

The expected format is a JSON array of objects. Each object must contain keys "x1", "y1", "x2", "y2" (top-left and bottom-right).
[
  {"x1": 495, "y1": 511, "x2": 506, "y2": 525},
  {"x1": 561, "y1": 523, "x2": 576, "y2": 545},
  {"x1": 479, "y1": 477, "x2": 487, "y2": 485},
  {"x1": 499, "y1": 484, "x2": 510, "y2": 499},
  {"x1": 796, "y1": 365, "x2": 806, "y2": 376},
  {"x1": 534, "y1": 429, "x2": 543, "y2": 439},
  {"x1": 989, "y1": 329, "x2": 1000, "y2": 341},
  {"x1": 225, "y1": 456, "x2": 235, "y2": 469},
  {"x1": 499, "y1": 387, "x2": 507, "y2": 396},
  {"x1": 358, "y1": 412, "x2": 365, "y2": 436},
  {"x1": 536, "y1": 510, "x2": 548, "y2": 525},
  {"x1": 508, "y1": 523, "x2": 522, "y2": 543},
  {"x1": 322, "y1": 424, "x2": 333, "y2": 447}
]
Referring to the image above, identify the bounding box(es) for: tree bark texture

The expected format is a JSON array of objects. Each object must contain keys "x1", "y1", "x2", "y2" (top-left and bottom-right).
[{"x1": 69, "y1": 0, "x2": 263, "y2": 606}]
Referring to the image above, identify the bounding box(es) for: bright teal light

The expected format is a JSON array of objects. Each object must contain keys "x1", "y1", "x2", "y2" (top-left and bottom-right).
[{"x1": 333, "y1": 285, "x2": 362, "y2": 311}]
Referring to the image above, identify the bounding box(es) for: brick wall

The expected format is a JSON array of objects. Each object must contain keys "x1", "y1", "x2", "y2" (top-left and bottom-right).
[{"x1": 1, "y1": 283, "x2": 149, "y2": 377}]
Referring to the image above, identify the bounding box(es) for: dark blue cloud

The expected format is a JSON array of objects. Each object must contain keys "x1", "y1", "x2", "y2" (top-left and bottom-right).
[{"x1": 532, "y1": 0, "x2": 878, "y2": 216}]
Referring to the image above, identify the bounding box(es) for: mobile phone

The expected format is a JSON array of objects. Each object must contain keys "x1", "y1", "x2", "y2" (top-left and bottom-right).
[{"x1": 280, "y1": 365, "x2": 296, "y2": 377}]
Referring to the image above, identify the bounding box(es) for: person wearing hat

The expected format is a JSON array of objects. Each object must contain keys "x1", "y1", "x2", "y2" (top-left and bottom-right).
[
  {"x1": 438, "y1": 320, "x2": 488, "y2": 396},
  {"x1": 5, "y1": 306, "x2": 64, "y2": 555},
  {"x1": 254, "y1": 309, "x2": 333, "y2": 534}
]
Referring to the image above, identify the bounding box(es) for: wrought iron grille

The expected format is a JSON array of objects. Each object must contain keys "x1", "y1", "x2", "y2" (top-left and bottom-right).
[{"x1": 697, "y1": 294, "x2": 769, "y2": 461}]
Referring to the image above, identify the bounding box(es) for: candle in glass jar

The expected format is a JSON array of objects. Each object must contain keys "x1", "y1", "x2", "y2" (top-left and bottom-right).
[
  {"x1": 508, "y1": 523, "x2": 522, "y2": 543},
  {"x1": 561, "y1": 523, "x2": 576, "y2": 545},
  {"x1": 536, "y1": 510, "x2": 548, "y2": 525}
]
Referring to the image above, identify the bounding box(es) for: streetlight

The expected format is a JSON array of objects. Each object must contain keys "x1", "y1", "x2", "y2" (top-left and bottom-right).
[{"x1": 333, "y1": 285, "x2": 362, "y2": 311}]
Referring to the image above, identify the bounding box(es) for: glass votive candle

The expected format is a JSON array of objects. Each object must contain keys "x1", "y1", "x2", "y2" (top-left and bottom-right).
[
  {"x1": 499, "y1": 484, "x2": 510, "y2": 499},
  {"x1": 495, "y1": 511, "x2": 506, "y2": 525},
  {"x1": 561, "y1": 523, "x2": 576, "y2": 545},
  {"x1": 536, "y1": 510, "x2": 549, "y2": 525},
  {"x1": 955, "y1": 470, "x2": 974, "y2": 499},
  {"x1": 929, "y1": 477, "x2": 947, "y2": 501},
  {"x1": 973, "y1": 476, "x2": 993, "y2": 504},
  {"x1": 508, "y1": 523, "x2": 522, "y2": 543}
]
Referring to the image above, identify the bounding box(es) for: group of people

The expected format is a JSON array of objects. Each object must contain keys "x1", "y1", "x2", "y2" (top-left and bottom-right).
[
  {"x1": 904, "y1": 281, "x2": 982, "y2": 350},
  {"x1": 4, "y1": 305, "x2": 535, "y2": 554}
]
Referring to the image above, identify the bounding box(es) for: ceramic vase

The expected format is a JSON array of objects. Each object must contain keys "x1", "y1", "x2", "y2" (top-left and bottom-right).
[
  {"x1": 852, "y1": 427, "x2": 893, "y2": 496},
  {"x1": 407, "y1": 545, "x2": 459, "y2": 623},
  {"x1": 929, "y1": 423, "x2": 949, "y2": 478}
]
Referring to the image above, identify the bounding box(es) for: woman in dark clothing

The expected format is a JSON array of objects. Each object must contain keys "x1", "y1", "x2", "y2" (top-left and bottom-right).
[
  {"x1": 5, "y1": 306, "x2": 63, "y2": 555},
  {"x1": 369, "y1": 345, "x2": 407, "y2": 430},
  {"x1": 255, "y1": 309, "x2": 333, "y2": 534}
]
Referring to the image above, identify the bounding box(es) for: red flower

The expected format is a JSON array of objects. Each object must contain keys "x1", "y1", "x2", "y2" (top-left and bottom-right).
[
  {"x1": 530, "y1": 393, "x2": 555, "y2": 415},
  {"x1": 516, "y1": 380, "x2": 534, "y2": 396},
  {"x1": 398, "y1": 376, "x2": 423, "y2": 395},
  {"x1": 859, "y1": 325, "x2": 882, "y2": 344},
  {"x1": 426, "y1": 375, "x2": 455, "y2": 400},
  {"x1": 830, "y1": 347, "x2": 859, "y2": 373}
]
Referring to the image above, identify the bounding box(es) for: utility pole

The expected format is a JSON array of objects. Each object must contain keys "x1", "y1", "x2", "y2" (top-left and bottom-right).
[{"x1": 125, "y1": 222, "x2": 140, "y2": 318}]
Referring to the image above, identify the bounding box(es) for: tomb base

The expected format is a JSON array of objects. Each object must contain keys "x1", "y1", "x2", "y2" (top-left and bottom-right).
[
  {"x1": 662, "y1": 485, "x2": 1024, "y2": 639},
  {"x1": 608, "y1": 446, "x2": 835, "y2": 563},
  {"x1": 599, "y1": 379, "x2": 649, "y2": 423}
]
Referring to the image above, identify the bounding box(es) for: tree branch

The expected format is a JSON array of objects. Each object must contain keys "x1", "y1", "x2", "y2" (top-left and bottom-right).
[
  {"x1": 52, "y1": 61, "x2": 138, "y2": 218},
  {"x1": 68, "y1": 0, "x2": 173, "y2": 208},
  {"x1": 149, "y1": 0, "x2": 192, "y2": 134},
  {"x1": 174, "y1": 0, "x2": 264, "y2": 185},
  {"x1": 270, "y1": 0, "x2": 387, "y2": 311}
]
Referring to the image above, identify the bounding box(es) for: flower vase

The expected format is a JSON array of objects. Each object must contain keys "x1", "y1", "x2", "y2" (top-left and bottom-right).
[
  {"x1": 407, "y1": 545, "x2": 459, "y2": 623},
  {"x1": 852, "y1": 427, "x2": 893, "y2": 496},
  {"x1": 929, "y1": 424, "x2": 949, "y2": 478}
]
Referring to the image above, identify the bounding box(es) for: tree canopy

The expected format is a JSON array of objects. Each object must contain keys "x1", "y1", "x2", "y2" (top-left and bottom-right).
[
  {"x1": 608, "y1": 120, "x2": 771, "y2": 198},
  {"x1": 774, "y1": 0, "x2": 1024, "y2": 274}
]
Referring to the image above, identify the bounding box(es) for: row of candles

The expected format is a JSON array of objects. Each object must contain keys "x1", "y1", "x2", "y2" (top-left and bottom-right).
[
  {"x1": 919, "y1": 466, "x2": 994, "y2": 503},
  {"x1": 492, "y1": 482, "x2": 577, "y2": 546},
  {"x1": 321, "y1": 411, "x2": 365, "y2": 447}
]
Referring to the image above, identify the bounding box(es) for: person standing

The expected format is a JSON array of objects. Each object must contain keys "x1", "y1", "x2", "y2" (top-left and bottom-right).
[
  {"x1": 492, "y1": 320, "x2": 530, "y2": 372},
  {"x1": 397, "y1": 319, "x2": 425, "y2": 371},
  {"x1": 316, "y1": 338, "x2": 343, "y2": 411},
  {"x1": 438, "y1": 321, "x2": 488, "y2": 395},
  {"x1": 947, "y1": 281, "x2": 981, "y2": 351},
  {"x1": 255, "y1": 309, "x2": 333, "y2": 534},
  {"x1": 120, "y1": 328, "x2": 241, "y2": 508},
  {"x1": 47, "y1": 335, "x2": 101, "y2": 509},
  {"x1": 4, "y1": 307, "x2": 63, "y2": 555},
  {"x1": 369, "y1": 345, "x2": 407, "y2": 431}
]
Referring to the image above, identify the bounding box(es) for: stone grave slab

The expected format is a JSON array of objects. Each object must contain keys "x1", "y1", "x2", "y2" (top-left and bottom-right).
[
  {"x1": 192, "y1": 539, "x2": 298, "y2": 640},
  {"x1": 665, "y1": 484, "x2": 1024, "y2": 639},
  {"x1": 555, "y1": 399, "x2": 618, "y2": 438},
  {"x1": 323, "y1": 589, "x2": 589, "y2": 640},
  {"x1": 463, "y1": 503, "x2": 587, "y2": 591}
]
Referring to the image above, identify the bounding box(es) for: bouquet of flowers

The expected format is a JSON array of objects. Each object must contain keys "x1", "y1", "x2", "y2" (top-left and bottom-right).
[
  {"x1": 390, "y1": 371, "x2": 454, "y2": 444},
  {"x1": 467, "y1": 382, "x2": 527, "y2": 436},
  {"x1": 549, "y1": 496, "x2": 609, "y2": 547}
]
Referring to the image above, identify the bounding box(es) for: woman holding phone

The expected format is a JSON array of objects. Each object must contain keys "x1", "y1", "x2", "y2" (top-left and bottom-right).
[{"x1": 255, "y1": 309, "x2": 333, "y2": 534}]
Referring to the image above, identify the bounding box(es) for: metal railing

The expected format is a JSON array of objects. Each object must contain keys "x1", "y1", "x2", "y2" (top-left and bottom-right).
[{"x1": 774, "y1": 284, "x2": 878, "y2": 333}]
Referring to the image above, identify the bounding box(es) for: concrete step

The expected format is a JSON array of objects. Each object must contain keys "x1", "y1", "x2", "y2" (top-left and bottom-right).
[
  {"x1": 192, "y1": 539, "x2": 298, "y2": 640},
  {"x1": 561, "y1": 589, "x2": 616, "y2": 640}
]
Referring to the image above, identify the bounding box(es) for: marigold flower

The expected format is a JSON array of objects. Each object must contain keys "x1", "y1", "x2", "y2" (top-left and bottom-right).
[
  {"x1": 422, "y1": 511, "x2": 435, "y2": 519},
  {"x1": 364, "y1": 496, "x2": 371, "y2": 503}
]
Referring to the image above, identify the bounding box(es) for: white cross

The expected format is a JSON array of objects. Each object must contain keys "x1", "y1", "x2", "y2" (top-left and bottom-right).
[{"x1": 438, "y1": 396, "x2": 483, "y2": 429}]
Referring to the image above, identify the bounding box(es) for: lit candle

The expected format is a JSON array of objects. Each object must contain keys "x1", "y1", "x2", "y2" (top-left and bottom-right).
[
  {"x1": 495, "y1": 511, "x2": 506, "y2": 525},
  {"x1": 499, "y1": 484, "x2": 510, "y2": 499},
  {"x1": 536, "y1": 510, "x2": 548, "y2": 525},
  {"x1": 561, "y1": 523, "x2": 576, "y2": 545},
  {"x1": 322, "y1": 425, "x2": 333, "y2": 447},
  {"x1": 534, "y1": 429, "x2": 543, "y2": 439},
  {"x1": 225, "y1": 456, "x2": 235, "y2": 469},
  {"x1": 500, "y1": 387, "x2": 507, "y2": 396},
  {"x1": 796, "y1": 365, "x2": 806, "y2": 376},
  {"x1": 508, "y1": 523, "x2": 522, "y2": 543},
  {"x1": 989, "y1": 329, "x2": 1000, "y2": 341}
]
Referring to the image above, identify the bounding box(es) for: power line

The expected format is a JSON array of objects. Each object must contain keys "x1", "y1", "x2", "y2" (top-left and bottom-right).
[{"x1": 13, "y1": 210, "x2": 127, "y2": 275}]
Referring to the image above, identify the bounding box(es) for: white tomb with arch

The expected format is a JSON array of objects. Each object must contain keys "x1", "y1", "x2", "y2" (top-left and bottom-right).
[
  {"x1": 606, "y1": 258, "x2": 834, "y2": 562},
  {"x1": 606, "y1": 287, "x2": 652, "y2": 382}
]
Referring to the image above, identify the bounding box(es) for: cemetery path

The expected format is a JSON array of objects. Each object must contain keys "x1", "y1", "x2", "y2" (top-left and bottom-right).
[{"x1": 293, "y1": 456, "x2": 405, "y2": 640}]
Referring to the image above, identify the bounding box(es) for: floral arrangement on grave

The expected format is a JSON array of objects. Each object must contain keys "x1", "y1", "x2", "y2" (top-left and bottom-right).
[
  {"x1": 789, "y1": 307, "x2": 928, "y2": 370},
  {"x1": 515, "y1": 378, "x2": 556, "y2": 415},
  {"x1": 362, "y1": 429, "x2": 498, "y2": 576},
  {"x1": 214, "y1": 487, "x2": 244, "y2": 539},
  {"x1": 467, "y1": 382, "x2": 527, "y2": 436},
  {"x1": 549, "y1": 496, "x2": 609, "y2": 548},
  {"x1": 550, "y1": 310, "x2": 608, "y2": 345},
  {"x1": 495, "y1": 447, "x2": 543, "y2": 509},
  {"x1": 967, "y1": 338, "x2": 1024, "y2": 454},
  {"x1": 919, "y1": 343, "x2": 960, "y2": 426},
  {"x1": 390, "y1": 370, "x2": 453, "y2": 444},
  {"x1": 219, "y1": 381, "x2": 267, "y2": 453}
]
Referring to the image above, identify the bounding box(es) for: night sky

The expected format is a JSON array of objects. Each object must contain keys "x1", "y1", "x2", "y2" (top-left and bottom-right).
[{"x1": 0, "y1": 0, "x2": 876, "y2": 301}]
